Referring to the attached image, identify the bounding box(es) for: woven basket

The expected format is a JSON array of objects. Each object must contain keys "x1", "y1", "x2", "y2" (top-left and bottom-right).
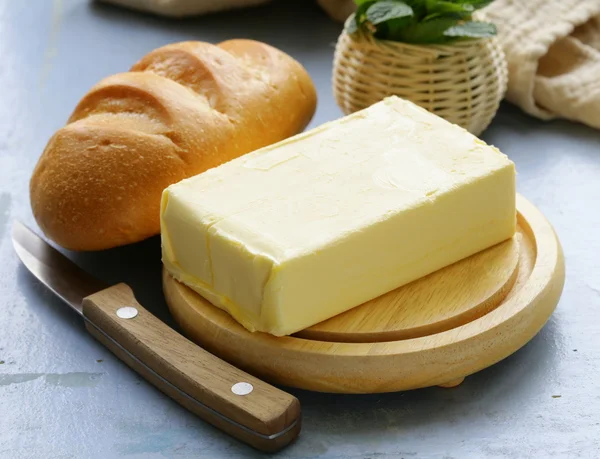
[{"x1": 333, "y1": 28, "x2": 508, "y2": 136}]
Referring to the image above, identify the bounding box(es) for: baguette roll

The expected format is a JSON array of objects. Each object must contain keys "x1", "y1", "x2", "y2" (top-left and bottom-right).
[{"x1": 30, "y1": 40, "x2": 317, "y2": 251}]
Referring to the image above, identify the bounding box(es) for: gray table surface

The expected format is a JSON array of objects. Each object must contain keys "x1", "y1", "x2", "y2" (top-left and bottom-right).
[{"x1": 1, "y1": 1, "x2": 599, "y2": 458}]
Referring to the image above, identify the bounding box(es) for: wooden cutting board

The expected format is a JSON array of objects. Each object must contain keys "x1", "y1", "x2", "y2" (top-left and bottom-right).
[{"x1": 163, "y1": 194, "x2": 564, "y2": 393}]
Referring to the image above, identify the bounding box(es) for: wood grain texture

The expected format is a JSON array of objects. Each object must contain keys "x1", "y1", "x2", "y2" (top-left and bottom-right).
[
  {"x1": 82, "y1": 284, "x2": 300, "y2": 452},
  {"x1": 296, "y1": 235, "x2": 519, "y2": 343},
  {"x1": 163, "y1": 194, "x2": 565, "y2": 393}
]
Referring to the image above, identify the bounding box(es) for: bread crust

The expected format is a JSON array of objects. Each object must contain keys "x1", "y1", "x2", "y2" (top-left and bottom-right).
[{"x1": 30, "y1": 40, "x2": 317, "y2": 251}]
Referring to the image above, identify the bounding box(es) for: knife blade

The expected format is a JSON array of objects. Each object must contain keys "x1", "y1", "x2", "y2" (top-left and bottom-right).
[
  {"x1": 12, "y1": 220, "x2": 107, "y2": 313},
  {"x1": 12, "y1": 221, "x2": 301, "y2": 452}
]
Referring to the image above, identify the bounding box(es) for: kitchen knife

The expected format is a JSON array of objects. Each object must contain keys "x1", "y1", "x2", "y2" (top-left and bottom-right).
[{"x1": 11, "y1": 220, "x2": 301, "y2": 452}]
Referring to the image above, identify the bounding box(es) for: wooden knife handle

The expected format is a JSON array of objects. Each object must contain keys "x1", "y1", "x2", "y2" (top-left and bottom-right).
[{"x1": 81, "y1": 283, "x2": 301, "y2": 452}]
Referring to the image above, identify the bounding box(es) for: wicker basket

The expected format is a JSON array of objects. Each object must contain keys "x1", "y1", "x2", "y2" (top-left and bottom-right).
[{"x1": 333, "y1": 28, "x2": 508, "y2": 136}]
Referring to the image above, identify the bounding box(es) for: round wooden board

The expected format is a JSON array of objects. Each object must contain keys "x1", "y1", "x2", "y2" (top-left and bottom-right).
[{"x1": 163, "y1": 195, "x2": 565, "y2": 394}]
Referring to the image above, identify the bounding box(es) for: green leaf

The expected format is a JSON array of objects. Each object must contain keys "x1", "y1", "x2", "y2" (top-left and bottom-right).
[
  {"x1": 355, "y1": 1, "x2": 377, "y2": 23},
  {"x1": 425, "y1": 0, "x2": 474, "y2": 17},
  {"x1": 386, "y1": 15, "x2": 415, "y2": 37},
  {"x1": 366, "y1": 1, "x2": 413, "y2": 25},
  {"x1": 393, "y1": 17, "x2": 459, "y2": 43},
  {"x1": 423, "y1": 12, "x2": 471, "y2": 22},
  {"x1": 402, "y1": 0, "x2": 428, "y2": 19},
  {"x1": 345, "y1": 12, "x2": 359, "y2": 34},
  {"x1": 347, "y1": 0, "x2": 377, "y2": 34},
  {"x1": 443, "y1": 21, "x2": 497, "y2": 38}
]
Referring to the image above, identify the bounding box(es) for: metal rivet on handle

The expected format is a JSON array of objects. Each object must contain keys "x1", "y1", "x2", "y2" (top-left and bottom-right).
[
  {"x1": 231, "y1": 382, "x2": 253, "y2": 396},
  {"x1": 116, "y1": 307, "x2": 138, "y2": 319}
]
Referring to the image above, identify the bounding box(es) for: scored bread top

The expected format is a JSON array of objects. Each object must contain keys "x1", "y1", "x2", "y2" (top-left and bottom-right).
[{"x1": 30, "y1": 40, "x2": 317, "y2": 251}]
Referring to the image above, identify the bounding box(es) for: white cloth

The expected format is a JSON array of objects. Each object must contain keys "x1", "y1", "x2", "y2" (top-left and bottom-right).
[{"x1": 484, "y1": 0, "x2": 600, "y2": 129}]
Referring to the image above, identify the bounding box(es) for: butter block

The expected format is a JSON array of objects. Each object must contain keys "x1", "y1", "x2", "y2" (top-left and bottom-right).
[{"x1": 161, "y1": 96, "x2": 516, "y2": 336}]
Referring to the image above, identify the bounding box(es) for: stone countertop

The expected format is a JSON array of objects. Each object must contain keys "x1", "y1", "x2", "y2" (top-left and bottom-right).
[{"x1": 1, "y1": 1, "x2": 599, "y2": 458}]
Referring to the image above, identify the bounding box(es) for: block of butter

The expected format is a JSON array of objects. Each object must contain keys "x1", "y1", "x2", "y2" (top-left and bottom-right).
[{"x1": 161, "y1": 96, "x2": 516, "y2": 336}]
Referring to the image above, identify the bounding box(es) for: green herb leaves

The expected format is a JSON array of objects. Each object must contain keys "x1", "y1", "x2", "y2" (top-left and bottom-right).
[
  {"x1": 366, "y1": 1, "x2": 413, "y2": 25},
  {"x1": 422, "y1": 0, "x2": 473, "y2": 21},
  {"x1": 396, "y1": 17, "x2": 460, "y2": 43},
  {"x1": 345, "y1": 0, "x2": 497, "y2": 44}
]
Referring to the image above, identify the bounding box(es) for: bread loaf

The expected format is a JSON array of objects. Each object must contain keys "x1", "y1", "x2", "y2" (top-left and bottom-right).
[{"x1": 30, "y1": 40, "x2": 317, "y2": 251}]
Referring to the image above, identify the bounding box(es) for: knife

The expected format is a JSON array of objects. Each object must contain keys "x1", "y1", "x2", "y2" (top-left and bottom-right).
[{"x1": 11, "y1": 220, "x2": 301, "y2": 452}]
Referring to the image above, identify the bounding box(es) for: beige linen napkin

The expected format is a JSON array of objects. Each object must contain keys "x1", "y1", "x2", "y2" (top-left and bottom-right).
[{"x1": 483, "y1": 0, "x2": 600, "y2": 129}]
